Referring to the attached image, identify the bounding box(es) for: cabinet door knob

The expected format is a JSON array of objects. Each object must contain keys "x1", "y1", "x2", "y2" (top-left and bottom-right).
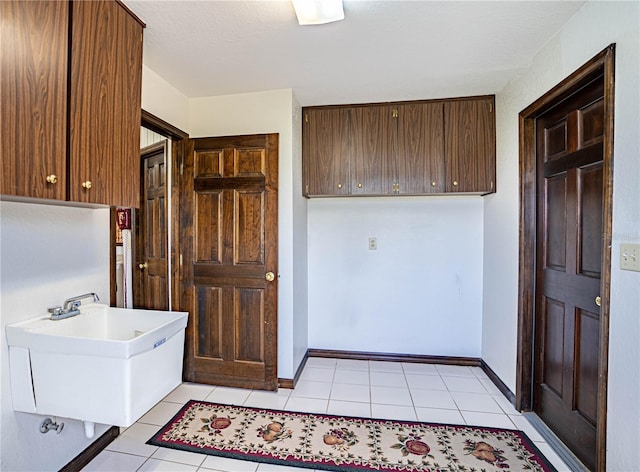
[
  {"x1": 431, "y1": 181, "x2": 436, "y2": 187},
  {"x1": 357, "y1": 183, "x2": 362, "y2": 188},
  {"x1": 453, "y1": 180, "x2": 458, "y2": 186},
  {"x1": 82, "y1": 181, "x2": 92, "y2": 189},
  {"x1": 337, "y1": 183, "x2": 342, "y2": 189},
  {"x1": 46, "y1": 174, "x2": 58, "y2": 184}
]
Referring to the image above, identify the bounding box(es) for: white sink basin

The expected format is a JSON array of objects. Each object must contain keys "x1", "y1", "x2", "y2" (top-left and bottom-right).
[{"x1": 6, "y1": 303, "x2": 188, "y2": 436}]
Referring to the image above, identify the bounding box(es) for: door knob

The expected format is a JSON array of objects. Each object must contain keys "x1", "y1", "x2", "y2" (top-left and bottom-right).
[
  {"x1": 82, "y1": 181, "x2": 92, "y2": 189},
  {"x1": 265, "y1": 272, "x2": 275, "y2": 282},
  {"x1": 139, "y1": 262, "x2": 148, "y2": 270},
  {"x1": 46, "y1": 174, "x2": 58, "y2": 184},
  {"x1": 595, "y1": 296, "x2": 601, "y2": 307}
]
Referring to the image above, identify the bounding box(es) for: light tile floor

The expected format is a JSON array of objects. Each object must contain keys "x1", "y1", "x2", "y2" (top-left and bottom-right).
[{"x1": 84, "y1": 359, "x2": 571, "y2": 471}]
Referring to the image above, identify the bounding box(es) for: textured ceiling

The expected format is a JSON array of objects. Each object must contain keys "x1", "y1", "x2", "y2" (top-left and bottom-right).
[{"x1": 123, "y1": 1, "x2": 585, "y2": 106}]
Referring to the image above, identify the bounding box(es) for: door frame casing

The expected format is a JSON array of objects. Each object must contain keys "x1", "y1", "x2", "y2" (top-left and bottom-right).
[{"x1": 516, "y1": 44, "x2": 615, "y2": 471}]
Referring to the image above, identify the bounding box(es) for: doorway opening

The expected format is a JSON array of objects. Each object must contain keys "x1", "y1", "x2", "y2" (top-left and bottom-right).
[{"x1": 110, "y1": 111, "x2": 189, "y2": 312}]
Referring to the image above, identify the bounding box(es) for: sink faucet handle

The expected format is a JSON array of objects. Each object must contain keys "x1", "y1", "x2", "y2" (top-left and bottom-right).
[{"x1": 47, "y1": 306, "x2": 62, "y2": 316}]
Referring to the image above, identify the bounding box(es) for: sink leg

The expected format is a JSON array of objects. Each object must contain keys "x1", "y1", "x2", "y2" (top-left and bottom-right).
[{"x1": 83, "y1": 421, "x2": 95, "y2": 438}]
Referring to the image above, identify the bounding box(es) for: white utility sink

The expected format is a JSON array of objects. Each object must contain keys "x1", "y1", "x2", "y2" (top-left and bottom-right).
[{"x1": 6, "y1": 304, "x2": 188, "y2": 437}]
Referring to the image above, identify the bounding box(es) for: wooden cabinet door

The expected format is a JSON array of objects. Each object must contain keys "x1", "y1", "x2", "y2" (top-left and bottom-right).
[
  {"x1": 69, "y1": 0, "x2": 143, "y2": 208},
  {"x1": 0, "y1": 1, "x2": 68, "y2": 200},
  {"x1": 303, "y1": 108, "x2": 350, "y2": 196},
  {"x1": 444, "y1": 98, "x2": 496, "y2": 193},
  {"x1": 351, "y1": 105, "x2": 393, "y2": 195},
  {"x1": 395, "y1": 102, "x2": 445, "y2": 194}
]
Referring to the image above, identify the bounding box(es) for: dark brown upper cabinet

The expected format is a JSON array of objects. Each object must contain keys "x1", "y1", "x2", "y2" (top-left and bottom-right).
[
  {"x1": 302, "y1": 96, "x2": 495, "y2": 198},
  {"x1": 1, "y1": 0, "x2": 144, "y2": 208},
  {"x1": 303, "y1": 107, "x2": 351, "y2": 196},
  {"x1": 444, "y1": 97, "x2": 496, "y2": 193}
]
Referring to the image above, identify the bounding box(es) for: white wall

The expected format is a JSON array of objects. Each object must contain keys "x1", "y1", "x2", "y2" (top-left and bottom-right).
[
  {"x1": 0, "y1": 202, "x2": 111, "y2": 471},
  {"x1": 308, "y1": 197, "x2": 484, "y2": 357},
  {"x1": 141, "y1": 64, "x2": 190, "y2": 133},
  {"x1": 483, "y1": 1, "x2": 640, "y2": 469},
  {"x1": 189, "y1": 89, "x2": 308, "y2": 379}
]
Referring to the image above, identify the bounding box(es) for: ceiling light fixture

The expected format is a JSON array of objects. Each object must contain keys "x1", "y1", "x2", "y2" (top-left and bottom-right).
[{"x1": 292, "y1": 0, "x2": 344, "y2": 25}]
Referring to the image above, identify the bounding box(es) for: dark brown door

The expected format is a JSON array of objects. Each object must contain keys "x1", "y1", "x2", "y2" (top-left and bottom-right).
[
  {"x1": 181, "y1": 134, "x2": 278, "y2": 391},
  {"x1": 134, "y1": 142, "x2": 169, "y2": 310},
  {"x1": 534, "y1": 77, "x2": 605, "y2": 470}
]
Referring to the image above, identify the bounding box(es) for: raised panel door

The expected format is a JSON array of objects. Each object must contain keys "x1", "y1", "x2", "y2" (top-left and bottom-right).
[
  {"x1": 182, "y1": 134, "x2": 278, "y2": 391},
  {"x1": 444, "y1": 98, "x2": 495, "y2": 193},
  {"x1": 0, "y1": 1, "x2": 68, "y2": 200},
  {"x1": 303, "y1": 107, "x2": 350, "y2": 196},
  {"x1": 69, "y1": 0, "x2": 143, "y2": 207}
]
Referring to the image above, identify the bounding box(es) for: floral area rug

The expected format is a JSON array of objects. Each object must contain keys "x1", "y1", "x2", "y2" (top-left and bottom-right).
[{"x1": 147, "y1": 400, "x2": 557, "y2": 471}]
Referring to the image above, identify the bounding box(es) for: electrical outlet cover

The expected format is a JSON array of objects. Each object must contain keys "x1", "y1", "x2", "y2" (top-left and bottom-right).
[{"x1": 620, "y1": 243, "x2": 640, "y2": 272}]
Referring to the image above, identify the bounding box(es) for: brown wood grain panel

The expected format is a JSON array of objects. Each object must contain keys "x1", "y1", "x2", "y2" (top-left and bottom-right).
[
  {"x1": 544, "y1": 120, "x2": 568, "y2": 159},
  {"x1": 303, "y1": 107, "x2": 351, "y2": 195},
  {"x1": 235, "y1": 288, "x2": 265, "y2": 362},
  {"x1": 69, "y1": 0, "x2": 142, "y2": 207},
  {"x1": 0, "y1": 0, "x2": 68, "y2": 200},
  {"x1": 195, "y1": 286, "x2": 223, "y2": 359},
  {"x1": 542, "y1": 298, "x2": 565, "y2": 397},
  {"x1": 576, "y1": 309, "x2": 599, "y2": 425},
  {"x1": 579, "y1": 163, "x2": 603, "y2": 277},
  {"x1": 195, "y1": 191, "x2": 222, "y2": 263},
  {"x1": 234, "y1": 148, "x2": 266, "y2": 177},
  {"x1": 351, "y1": 105, "x2": 393, "y2": 195},
  {"x1": 580, "y1": 99, "x2": 604, "y2": 147},
  {"x1": 235, "y1": 190, "x2": 265, "y2": 264},
  {"x1": 395, "y1": 102, "x2": 444, "y2": 194},
  {"x1": 545, "y1": 174, "x2": 567, "y2": 270},
  {"x1": 195, "y1": 150, "x2": 223, "y2": 178},
  {"x1": 444, "y1": 97, "x2": 496, "y2": 193}
]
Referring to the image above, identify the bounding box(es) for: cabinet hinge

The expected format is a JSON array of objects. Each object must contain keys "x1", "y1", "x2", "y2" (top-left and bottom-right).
[
  {"x1": 180, "y1": 156, "x2": 184, "y2": 175},
  {"x1": 489, "y1": 103, "x2": 493, "y2": 113},
  {"x1": 304, "y1": 113, "x2": 309, "y2": 123},
  {"x1": 179, "y1": 254, "x2": 183, "y2": 266},
  {"x1": 392, "y1": 109, "x2": 399, "y2": 118}
]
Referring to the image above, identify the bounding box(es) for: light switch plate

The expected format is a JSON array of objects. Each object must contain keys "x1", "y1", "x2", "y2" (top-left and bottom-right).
[
  {"x1": 620, "y1": 243, "x2": 640, "y2": 271},
  {"x1": 368, "y1": 237, "x2": 377, "y2": 250}
]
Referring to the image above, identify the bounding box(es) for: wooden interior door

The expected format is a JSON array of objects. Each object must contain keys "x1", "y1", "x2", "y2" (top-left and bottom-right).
[
  {"x1": 134, "y1": 142, "x2": 169, "y2": 310},
  {"x1": 181, "y1": 134, "x2": 278, "y2": 391},
  {"x1": 534, "y1": 77, "x2": 605, "y2": 471}
]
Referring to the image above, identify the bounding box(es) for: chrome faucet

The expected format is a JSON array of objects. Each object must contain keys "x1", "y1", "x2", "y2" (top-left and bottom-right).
[{"x1": 49, "y1": 292, "x2": 100, "y2": 320}]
